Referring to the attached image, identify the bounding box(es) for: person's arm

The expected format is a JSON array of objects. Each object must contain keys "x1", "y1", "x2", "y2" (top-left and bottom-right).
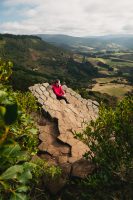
[{"x1": 60, "y1": 86, "x2": 65, "y2": 95}]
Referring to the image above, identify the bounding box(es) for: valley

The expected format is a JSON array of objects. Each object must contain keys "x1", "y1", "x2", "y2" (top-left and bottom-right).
[{"x1": 73, "y1": 51, "x2": 133, "y2": 100}]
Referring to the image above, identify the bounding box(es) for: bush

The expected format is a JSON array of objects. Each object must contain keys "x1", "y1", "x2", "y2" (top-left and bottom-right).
[{"x1": 75, "y1": 96, "x2": 133, "y2": 187}]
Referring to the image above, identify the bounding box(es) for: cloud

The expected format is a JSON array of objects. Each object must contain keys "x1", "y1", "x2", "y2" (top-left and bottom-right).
[
  {"x1": 123, "y1": 24, "x2": 133, "y2": 33},
  {"x1": 0, "y1": 0, "x2": 133, "y2": 36}
]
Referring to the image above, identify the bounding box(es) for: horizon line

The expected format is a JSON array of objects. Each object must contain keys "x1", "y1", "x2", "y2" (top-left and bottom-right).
[{"x1": 1, "y1": 32, "x2": 133, "y2": 38}]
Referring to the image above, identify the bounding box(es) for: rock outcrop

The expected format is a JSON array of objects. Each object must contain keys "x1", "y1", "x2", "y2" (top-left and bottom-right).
[{"x1": 29, "y1": 83, "x2": 99, "y2": 192}]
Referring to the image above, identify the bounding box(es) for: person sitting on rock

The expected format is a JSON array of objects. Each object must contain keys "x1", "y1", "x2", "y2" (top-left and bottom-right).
[{"x1": 52, "y1": 80, "x2": 69, "y2": 104}]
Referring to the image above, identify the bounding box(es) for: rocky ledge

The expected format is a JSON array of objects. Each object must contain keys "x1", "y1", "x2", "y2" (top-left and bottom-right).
[{"x1": 29, "y1": 83, "x2": 99, "y2": 193}]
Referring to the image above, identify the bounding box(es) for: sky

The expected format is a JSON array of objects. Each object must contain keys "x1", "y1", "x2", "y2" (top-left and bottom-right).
[{"x1": 0, "y1": 0, "x2": 133, "y2": 36}]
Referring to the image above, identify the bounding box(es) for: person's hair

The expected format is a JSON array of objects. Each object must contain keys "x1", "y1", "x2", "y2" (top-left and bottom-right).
[{"x1": 55, "y1": 79, "x2": 60, "y2": 83}]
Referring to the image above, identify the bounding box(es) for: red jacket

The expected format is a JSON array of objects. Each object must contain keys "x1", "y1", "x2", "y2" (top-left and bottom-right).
[{"x1": 52, "y1": 84, "x2": 65, "y2": 97}]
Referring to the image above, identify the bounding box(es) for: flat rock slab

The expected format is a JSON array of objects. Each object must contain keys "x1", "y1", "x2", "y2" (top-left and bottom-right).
[{"x1": 29, "y1": 83, "x2": 99, "y2": 164}]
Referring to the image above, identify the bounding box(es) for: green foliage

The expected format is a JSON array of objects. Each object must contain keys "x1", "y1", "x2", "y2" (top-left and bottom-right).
[
  {"x1": 10, "y1": 91, "x2": 39, "y2": 154},
  {"x1": 0, "y1": 81, "x2": 39, "y2": 155},
  {"x1": 31, "y1": 156, "x2": 62, "y2": 180},
  {"x1": 13, "y1": 91, "x2": 38, "y2": 113},
  {"x1": 29, "y1": 157, "x2": 62, "y2": 200},
  {"x1": 0, "y1": 90, "x2": 37, "y2": 199},
  {"x1": 75, "y1": 96, "x2": 133, "y2": 188},
  {"x1": 0, "y1": 59, "x2": 36, "y2": 199},
  {"x1": 0, "y1": 87, "x2": 18, "y2": 151},
  {"x1": 0, "y1": 93, "x2": 38, "y2": 198},
  {"x1": 0, "y1": 58, "x2": 62, "y2": 199},
  {"x1": 10, "y1": 113, "x2": 38, "y2": 155},
  {"x1": 0, "y1": 58, "x2": 13, "y2": 82},
  {"x1": 0, "y1": 161, "x2": 37, "y2": 200}
]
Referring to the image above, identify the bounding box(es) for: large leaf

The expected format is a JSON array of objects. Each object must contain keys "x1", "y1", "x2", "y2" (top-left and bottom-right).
[
  {"x1": 16, "y1": 162, "x2": 35, "y2": 184},
  {"x1": 1, "y1": 144, "x2": 21, "y2": 157},
  {"x1": 16, "y1": 185, "x2": 29, "y2": 192},
  {"x1": 0, "y1": 144, "x2": 29, "y2": 165},
  {"x1": 10, "y1": 193, "x2": 28, "y2": 200},
  {"x1": 0, "y1": 165, "x2": 23, "y2": 180},
  {"x1": 18, "y1": 169, "x2": 32, "y2": 184}
]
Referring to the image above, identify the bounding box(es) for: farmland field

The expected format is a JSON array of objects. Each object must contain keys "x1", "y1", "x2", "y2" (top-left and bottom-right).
[{"x1": 92, "y1": 83, "x2": 132, "y2": 98}]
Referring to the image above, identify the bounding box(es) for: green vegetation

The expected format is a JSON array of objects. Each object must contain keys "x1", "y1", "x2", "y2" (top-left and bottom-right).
[
  {"x1": 0, "y1": 59, "x2": 61, "y2": 199},
  {"x1": 68, "y1": 95, "x2": 133, "y2": 199},
  {"x1": 81, "y1": 96, "x2": 133, "y2": 180},
  {"x1": 0, "y1": 60, "x2": 37, "y2": 199}
]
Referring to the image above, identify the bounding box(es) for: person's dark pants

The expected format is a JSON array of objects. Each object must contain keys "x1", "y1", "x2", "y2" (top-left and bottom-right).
[{"x1": 56, "y1": 96, "x2": 69, "y2": 104}]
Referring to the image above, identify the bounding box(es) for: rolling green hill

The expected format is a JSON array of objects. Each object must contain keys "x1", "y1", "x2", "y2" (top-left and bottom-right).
[{"x1": 0, "y1": 34, "x2": 98, "y2": 90}]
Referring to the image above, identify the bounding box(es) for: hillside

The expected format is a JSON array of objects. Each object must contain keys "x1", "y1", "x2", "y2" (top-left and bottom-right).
[
  {"x1": 0, "y1": 34, "x2": 98, "y2": 90},
  {"x1": 38, "y1": 34, "x2": 133, "y2": 52}
]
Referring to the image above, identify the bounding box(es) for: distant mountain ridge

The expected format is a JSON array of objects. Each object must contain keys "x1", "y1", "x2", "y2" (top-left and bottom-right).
[{"x1": 38, "y1": 34, "x2": 133, "y2": 52}]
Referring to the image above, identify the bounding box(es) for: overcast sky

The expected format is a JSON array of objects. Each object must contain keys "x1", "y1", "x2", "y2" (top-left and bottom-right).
[{"x1": 0, "y1": 0, "x2": 133, "y2": 36}]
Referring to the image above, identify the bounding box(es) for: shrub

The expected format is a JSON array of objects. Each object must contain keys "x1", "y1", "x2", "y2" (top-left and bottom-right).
[{"x1": 75, "y1": 96, "x2": 133, "y2": 186}]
